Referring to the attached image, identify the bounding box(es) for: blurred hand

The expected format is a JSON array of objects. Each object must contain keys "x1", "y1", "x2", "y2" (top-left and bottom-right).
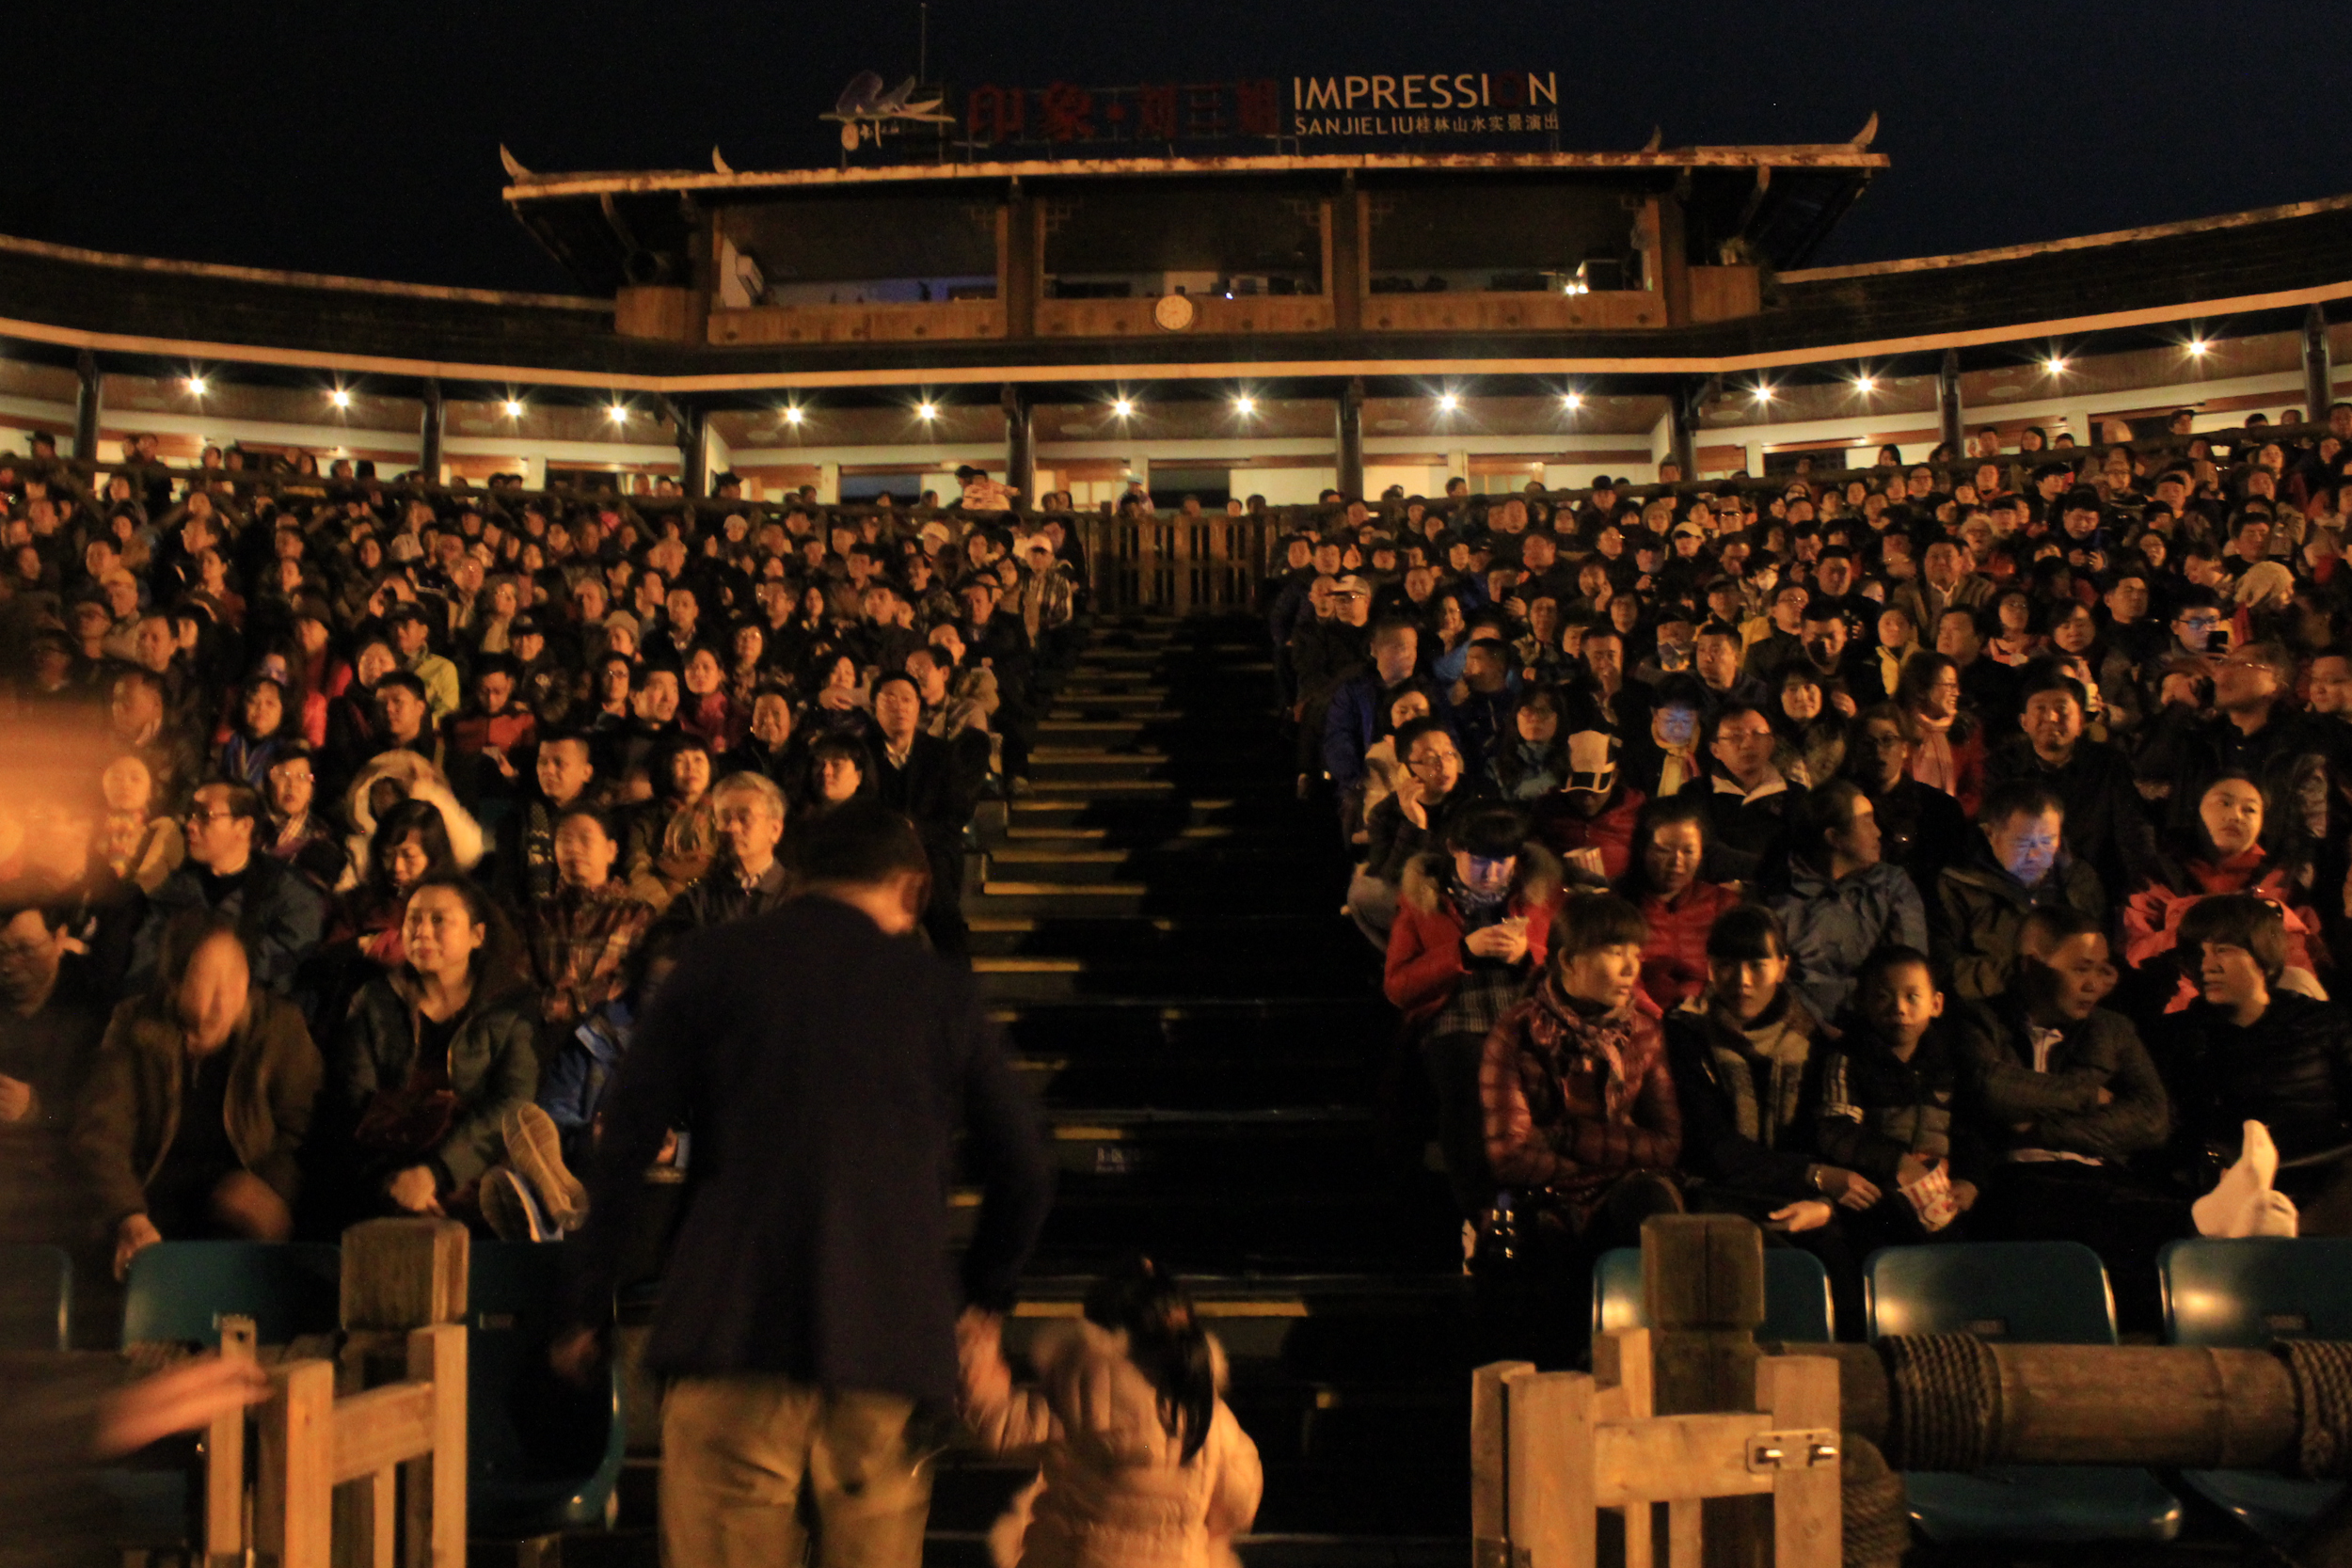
[
  {"x1": 0, "y1": 1072, "x2": 33, "y2": 1124},
  {"x1": 2095, "y1": 1085, "x2": 2115, "y2": 1106},
  {"x1": 1814, "y1": 1165, "x2": 1882, "y2": 1211},
  {"x1": 1949, "y1": 1180, "x2": 1980, "y2": 1213},
  {"x1": 385, "y1": 1165, "x2": 442, "y2": 1214},
  {"x1": 1563, "y1": 847, "x2": 1607, "y2": 880},
  {"x1": 1767, "y1": 1200, "x2": 1835, "y2": 1234},
  {"x1": 548, "y1": 1327, "x2": 601, "y2": 1386},
  {"x1": 94, "y1": 1353, "x2": 270, "y2": 1458},
  {"x1": 113, "y1": 1213, "x2": 163, "y2": 1281}
]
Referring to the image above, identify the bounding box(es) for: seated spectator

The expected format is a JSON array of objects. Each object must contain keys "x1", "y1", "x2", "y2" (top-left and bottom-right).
[
  {"x1": 1478, "y1": 892, "x2": 1684, "y2": 1362},
  {"x1": 625, "y1": 736, "x2": 720, "y2": 911},
  {"x1": 2166, "y1": 895, "x2": 2352, "y2": 1234},
  {"x1": 218, "y1": 675, "x2": 297, "y2": 793},
  {"x1": 322, "y1": 799, "x2": 461, "y2": 1007},
  {"x1": 1895, "y1": 651, "x2": 1985, "y2": 816},
  {"x1": 1691, "y1": 704, "x2": 1797, "y2": 886},
  {"x1": 334, "y1": 876, "x2": 536, "y2": 1223},
  {"x1": 870, "y1": 672, "x2": 975, "y2": 958},
  {"x1": 0, "y1": 897, "x2": 111, "y2": 1243},
  {"x1": 1493, "y1": 688, "x2": 1570, "y2": 801},
  {"x1": 525, "y1": 804, "x2": 653, "y2": 1043},
  {"x1": 371, "y1": 670, "x2": 444, "y2": 770},
  {"x1": 736, "y1": 688, "x2": 806, "y2": 795},
  {"x1": 1352, "y1": 719, "x2": 1483, "y2": 949},
  {"x1": 494, "y1": 729, "x2": 597, "y2": 908},
  {"x1": 801, "y1": 732, "x2": 876, "y2": 823},
  {"x1": 955, "y1": 1257, "x2": 1262, "y2": 1567},
  {"x1": 2124, "y1": 772, "x2": 2328, "y2": 1007},
  {"x1": 74, "y1": 913, "x2": 322, "y2": 1279},
  {"x1": 129, "y1": 780, "x2": 326, "y2": 996},
  {"x1": 1530, "y1": 729, "x2": 1643, "y2": 886},
  {"x1": 1618, "y1": 678, "x2": 1706, "y2": 801},
  {"x1": 1931, "y1": 781, "x2": 2105, "y2": 1001},
  {"x1": 1816, "y1": 946, "x2": 1985, "y2": 1251},
  {"x1": 444, "y1": 654, "x2": 537, "y2": 816},
  {"x1": 1844, "y1": 702, "x2": 1972, "y2": 901},
  {"x1": 338, "y1": 749, "x2": 484, "y2": 891},
  {"x1": 1324, "y1": 618, "x2": 1424, "y2": 818},
  {"x1": 1616, "y1": 796, "x2": 1740, "y2": 1012},
  {"x1": 1955, "y1": 907, "x2": 2182, "y2": 1324},
  {"x1": 259, "y1": 745, "x2": 346, "y2": 892},
  {"x1": 1386, "y1": 806, "x2": 1560, "y2": 1215},
  {"x1": 1772, "y1": 781, "x2": 1927, "y2": 1023},
  {"x1": 100, "y1": 753, "x2": 183, "y2": 895},
  {"x1": 1353, "y1": 686, "x2": 1438, "y2": 847},
  {"x1": 1770, "y1": 666, "x2": 1847, "y2": 790},
  {"x1": 658, "y1": 771, "x2": 794, "y2": 936},
  {"x1": 1983, "y1": 663, "x2": 2159, "y2": 895},
  {"x1": 1663, "y1": 905, "x2": 1840, "y2": 1237},
  {"x1": 1447, "y1": 636, "x2": 1518, "y2": 771}
]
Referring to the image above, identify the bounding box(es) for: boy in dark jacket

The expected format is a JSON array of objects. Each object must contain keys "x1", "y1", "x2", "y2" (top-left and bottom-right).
[{"x1": 1817, "y1": 946, "x2": 1987, "y2": 1249}]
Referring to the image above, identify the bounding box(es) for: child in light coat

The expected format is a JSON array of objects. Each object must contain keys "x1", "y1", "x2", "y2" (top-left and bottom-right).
[{"x1": 958, "y1": 1258, "x2": 1261, "y2": 1568}]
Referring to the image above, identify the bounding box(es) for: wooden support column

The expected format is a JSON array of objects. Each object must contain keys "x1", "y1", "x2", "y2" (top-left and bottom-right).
[
  {"x1": 259, "y1": 1360, "x2": 336, "y2": 1568},
  {"x1": 1328, "y1": 177, "x2": 1366, "y2": 335},
  {"x1": 2306, "y1": 304, "x2": 2335, "y2": 423},
  {"x1": 417, "y1": 381, "x2": 445, "y2": 483},
  {"x1": 1938, "y1": 348, "x2": 1964, "y2": 453},
  {"x1": 1003, "y1": 383, "x2": 1035, "y2": 510},
  {"x1": 1336, "y1": 376, "x2": 1366, "y2": 501},
  {"x1": 668, "y1": 399, "x2": 707, "y2": 498},
  {"x1": 1645, "y1": 1213, "x2": 1770, "y2": 1568},
  {"x1": 1670, "y1": 380, "x2": 1706, "y2": 483},
  {"x1": 1003, "y1": 182, "x2": 1040, "y2": 340},
  {"x1": 1657, "y1": 193, "x2": 1692, "y2": 327},
  {"x1": 73, "y1": 349, "x2": 102, "y2": 461}
]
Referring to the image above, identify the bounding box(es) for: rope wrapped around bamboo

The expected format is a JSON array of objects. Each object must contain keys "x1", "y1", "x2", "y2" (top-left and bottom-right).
[
  {"x1": 2283, "y1": 1340, "x2": 2352, "y2": 1481},
  {"x1": 1882, "y1": 1334, "x2": 2000, "y2": 1473},
  {"x1": 1837, "y1": 1433, "x2": 1911, "y2": 1568}
]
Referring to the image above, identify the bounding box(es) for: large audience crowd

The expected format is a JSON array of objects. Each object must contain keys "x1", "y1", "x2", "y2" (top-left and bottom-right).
[
  {"x1": 1279, "y1": 410, "x2": 2352, "y2": 1345},
  {"x1": 0, "y1": 442, "x2": 1085, "y2": 1263}
]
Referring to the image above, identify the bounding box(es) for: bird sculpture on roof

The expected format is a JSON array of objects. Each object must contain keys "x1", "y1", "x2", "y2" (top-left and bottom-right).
[{"x1": 821, "y1": 71, "x2": 953, "y2": 150}]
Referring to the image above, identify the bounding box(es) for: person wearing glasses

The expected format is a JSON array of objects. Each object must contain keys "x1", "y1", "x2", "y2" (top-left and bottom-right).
[
  {"x1": 125, "y1": 781, "x2": 326, "y2": 996},
  {"x1": 1351, "y1": 718, "x2": 1486, "y2": 949}
]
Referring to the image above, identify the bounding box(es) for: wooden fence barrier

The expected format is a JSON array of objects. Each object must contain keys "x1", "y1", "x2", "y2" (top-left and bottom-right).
[
  {"x1": 188, "y1": 1218, "x2": 470, "y2": 1568},
  {"x1": 1473, "y1": 1215, "x2": 1839, "y2": 1568}
]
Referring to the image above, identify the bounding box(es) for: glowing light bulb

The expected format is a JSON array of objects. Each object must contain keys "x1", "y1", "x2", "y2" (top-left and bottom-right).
[
  {"x1": 783, "y1": 405, "x2": 804, "y2": 425},
  {"x1": 1233, "y1": 395, "x2": 1256, "y2": 416},
  {"x1": 1754, "y1": 384, "x2": 1775, "y2": 404},
  {"x1": 1855, "y1": 376, "x2": 1876, "y2": 395},
  {"x1": 916, "y1": 402, "x2": 938, "y2": 420},
  {"x1": 607, "y1": 404, "x2": 628, "y2": 422},
  {"x1": 2044, "y1": 357, "x2": 2067, "y2": 375},
  {"x1": 1438, "y1": 392, "x2": 1460, "y2": 413},
  {"x1": 1563, "y1": 391, "x2": 1583, "y2": 411},
  {"x1": 328, "y1": 388, "x2": 352, "y2": 408},
  {"x1": 185, "y1": 376, "x2": 208, "y2": 397},
  {"x1": 2188, "y1": 340, "x2": 2209, "y2": 357},
  {"x1": 502, "y1": 400, "x2": 524, "y2": 419},
  {"x1": 1111, "y1": 398, "x2": 1135, "y2": 418}
]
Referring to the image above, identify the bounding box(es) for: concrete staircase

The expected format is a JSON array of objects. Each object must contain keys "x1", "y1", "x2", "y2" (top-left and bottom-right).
[{"x1": 930, "y1": 612, "x2": 1472, "y2": 1565}]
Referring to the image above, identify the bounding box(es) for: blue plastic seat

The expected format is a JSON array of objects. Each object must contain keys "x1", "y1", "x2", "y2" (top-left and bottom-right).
[
  {"x1": 121, "y1": 1242, "x2": 342, "y2": 1347},
  {"x1": 469, "y1": 1242, "x2": 627, "y2": 1537},
  {"x1": 1865, "y1": 1241, "x2": 2183, "y2": 1544},
  {"x1": 2161, "y1": 1238, "x2": 2352, "y2": 1543},
  {"x1": 0, "y1": 1242, "x2": 72, "y2": 1352},
  {"x1": 1592, "y1": 1244, "x2": 1836, "y2": 1343}
]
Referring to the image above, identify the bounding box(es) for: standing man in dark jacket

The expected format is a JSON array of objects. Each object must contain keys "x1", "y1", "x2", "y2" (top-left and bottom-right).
[
  {"x1": 870, "y1": 673, "x2": 976, "y2": 958},
  {"x1": 557, "y1": 803, "x2": 1053, "y2": 1568}
]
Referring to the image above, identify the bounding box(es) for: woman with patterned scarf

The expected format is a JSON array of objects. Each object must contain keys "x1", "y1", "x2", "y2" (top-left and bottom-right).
[
  {"x1": 1477, "y1": 893, "x2": 1684, "y2": 1363},
  {"x1": 1895, "y1": 652, "x2": 1985, "y2": 816},
  {"x1": 1387, "y1": 807, "x2": 1563, "y2": 1218}
]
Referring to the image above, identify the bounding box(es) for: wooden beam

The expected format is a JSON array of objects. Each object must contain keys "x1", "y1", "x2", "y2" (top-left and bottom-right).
[
  {"x1": 1471, "y1": 1360, "x2": 1535, "y2": 1564},
  {"x1": 1758, "y1": 1356, "x2": 1841, "y2": 1568},
  {"x1": 331, "y1": 1384, "x2": 437, "y2": 1484},
  {"x1": 2305, "y1": 304, "x2": 2334, "y2": 422},
  {"x1": 405, "y1": 1323, "x2": 468, "y2": 1568},
  {"x1": 207, "y1": 1317, "x2": 256, "y2": 1561},
  {"x1": 258, "y1": 1360, "x2": 336, "y2": 1568},
  {"x1": 342, "y1": 1219, "x2": 468, "y2": 1332}
]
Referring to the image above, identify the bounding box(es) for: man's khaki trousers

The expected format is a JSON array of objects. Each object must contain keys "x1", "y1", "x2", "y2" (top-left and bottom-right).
[{"x1": 660, "y1": 1374, "x2": 933, "y2": 1568}]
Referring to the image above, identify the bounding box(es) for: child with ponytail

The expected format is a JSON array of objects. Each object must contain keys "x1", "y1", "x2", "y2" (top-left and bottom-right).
[{"x1": 957, "y1": 1256, "x2": 1262, "y2": 1568}]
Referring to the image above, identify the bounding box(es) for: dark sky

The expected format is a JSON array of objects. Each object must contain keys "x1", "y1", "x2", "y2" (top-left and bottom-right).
[{"x1": 8, "y1": 1, "x2": 2346, "y2": 293}]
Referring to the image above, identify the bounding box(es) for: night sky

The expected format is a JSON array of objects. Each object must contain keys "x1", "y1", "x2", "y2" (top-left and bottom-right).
[{"x1": 8, "y1": 1, "x2": 2345, "y2": 293}]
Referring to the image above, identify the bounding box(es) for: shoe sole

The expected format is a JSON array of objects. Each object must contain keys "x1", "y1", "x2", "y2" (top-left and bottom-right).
[
  {"x1": 505, "y1": 1105, "x2": 588, "y2": 1229},
  {"x1": 481, "y1": 1168, "x2": 545, "y2": 1243}
]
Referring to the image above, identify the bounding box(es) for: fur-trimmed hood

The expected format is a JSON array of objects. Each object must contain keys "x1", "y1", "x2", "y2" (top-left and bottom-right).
[{"x1": 1398, "y1": 841, "x2": 1562, "y2": 917}]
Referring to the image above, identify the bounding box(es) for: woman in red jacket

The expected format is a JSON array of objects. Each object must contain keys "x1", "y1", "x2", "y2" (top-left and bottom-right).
[
  {"x1": 1386, "y1": 806, "x2": 1561, "y2": 1217},
  {"x1": 1615, "y1": 796, "x2": 1740, "y2": 1013},
  {"x1": 2124, "y1": 771, "x2": 2326, "y2": 1008}
]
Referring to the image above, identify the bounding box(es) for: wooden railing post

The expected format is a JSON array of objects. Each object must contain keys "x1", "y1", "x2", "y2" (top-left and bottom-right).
[
  {"x1": 206, "y1": 1316, "x2": 257, "y2": 1565},
  {"x1": 258, "y1": 1359, "x2": 336, "y2": 1568}
]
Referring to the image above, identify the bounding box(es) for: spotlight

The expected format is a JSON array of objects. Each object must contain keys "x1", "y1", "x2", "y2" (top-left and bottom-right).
[
  {"x1": 1855, "y1": 376, "x2": 1877, "y2": 395},
  {"x1": 501, "y1": 400, "x2": 524, "y2": 419},
  {"x1": 783, "y1": 405, "x2": 804, "y2": 425},
  {"x1": 1562, "y1": 391, "x2": 1583, "y2": 411},
  {"x1": 328, "y1": 388, "x2": 352, "y2": 409},
  {"x1": 2188, "y1": 340, "x2": 2210, "y2": 357},
  {"x1": 1233, "y1": 394, "x2": 1257, "y2": 416},
  {"x1": 2044, "y1": 356, "x2": 2068, "y2": 375},
  {"x1": 916, "y1": 402, "x2": 938, "y2": 421},
  {"x1": 185, "y1": 376, "x2": 208, "y2": 397},
  {"x1": 1438, "y1": 392, "x2": 1460, "y2": 413},
  {"x1": 1111, "y1": 398, "x2": 1135, "y2": 418},
  {"x1": 607, "y1": 404, "x2": 628, "y2": 423},
  {"x1": 1754, "y1": 383, "x2": 1775, "y2": 404}
]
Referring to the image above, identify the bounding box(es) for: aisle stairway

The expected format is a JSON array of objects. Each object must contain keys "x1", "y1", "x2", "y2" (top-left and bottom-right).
[{"x1": 930, "y1": 612, "x2": 1472, "y2": 1566}]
